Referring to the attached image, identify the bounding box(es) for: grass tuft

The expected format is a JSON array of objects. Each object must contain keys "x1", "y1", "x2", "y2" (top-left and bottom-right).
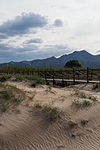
[
  {"x1": 0, "y1": 74, "x2": 11, "y2": 82},
  {"x1": 93, "y1": 83, "x2": 100, "y2": 90},
  {"x1": 34, "y1": 104, "x2": 59, "y2": 121},
  {"x1": 0, "y1": 104, "x2": 8, "y2": 112},
  {"x1": 13, "y1": 98, "x2": 21, "y2": 103},
  {"x1": 15, "y1": 75, "x2": 24, "y2": 81},
  {"x1": 72, "y1": 99, "x2": 91, "y2": 108},
  {"x1": 34, "y1": 103, "x2": 42, "y2": 108},
  {"x1": 3, "y1": 91, "x2": 12, "y2": 100},
  {"x1": 43, "y1": 105, "x2": 59, "y2": 121}
]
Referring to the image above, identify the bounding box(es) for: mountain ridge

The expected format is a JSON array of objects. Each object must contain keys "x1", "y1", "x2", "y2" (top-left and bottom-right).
[{"x1": 0, "y1": 50, "x2": 100, "y2": 68}]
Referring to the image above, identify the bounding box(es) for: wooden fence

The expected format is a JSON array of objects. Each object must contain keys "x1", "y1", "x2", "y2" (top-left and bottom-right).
[{"x1": 1, "y1": 67, "x2": 100, "y2": 85}]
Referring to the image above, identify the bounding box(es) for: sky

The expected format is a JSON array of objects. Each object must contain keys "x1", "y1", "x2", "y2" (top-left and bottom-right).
[{"x1": 0, "y1": 0, "x2": 100, "y2": 63}]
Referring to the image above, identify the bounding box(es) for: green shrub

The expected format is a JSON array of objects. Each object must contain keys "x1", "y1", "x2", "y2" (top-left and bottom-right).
[
  {"x1": 80, "y1": 92, "x2": 87, "y2": 99},
  {"x1": 3, "y1": 91, "x2": 12, "y2": 100},
  {"x1": 34, "y1": 104, "x2": 59, "y2": 121},
  {"x1": 0, "y1": 74, "x2": 11, "y2": 82},
  {"x1": 31, "y1": 76, "x2": 45, "y2": 84},
  {"x1": 30, "y1": 76, "x2": 45, "y2": 87},
  {"x1": 31, "y1": 82, "x2": 37, "y2": 87},
  {"x1": 13, "y1": 98, "x2": 21, "y2": 103},
  {"x1": 64, "y1": 60, "x2": 82, "y2": 68},
  {"x1": 73, "y1": 99, "x2": 91, "y2": 108},
  {"x1": 34, "y1": 103, "x2": 42, "y2": 108},
  {"x1": 93, "y1": 83, "x2": 100, "y2": 90},
  {"x1": 24, "y1": 75, "x2": 35, "y2": 81},
  {"x1": 88, "y1": 96, "x2": 97, "y2": 101},
  {"x1": 43, "y1": 105, "x2": 59, "y2": 121},
  {"x1": 15, "y1": 75, "x2": 24, "y2": 81},
  {"x1": 83, "y1": 100, "x2": 91, "y2": 106},
  {"x1": 0, "y1": 76, "x2": 7, "y2": 82},
  {"x1": 0, "y1": 104, "x2": 7, "y2": 112},
  {"x1": 72, "y1": 100, "x2": 82, "y2": 108}
]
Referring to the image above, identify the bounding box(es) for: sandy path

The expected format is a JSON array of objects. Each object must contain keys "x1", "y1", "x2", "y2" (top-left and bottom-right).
[{"x1": 1, "y1": 81, "x2": 100, "y2": 150}]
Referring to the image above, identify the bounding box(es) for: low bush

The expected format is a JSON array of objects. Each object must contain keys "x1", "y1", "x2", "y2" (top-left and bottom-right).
[
  {"x1": 0, "y1": 74, "x2": 11, "y2": 82},
  {"x1": 31, "y1": 76, "x2": 46, "y2": 87},
  {"x1": 43, "y1": 105, "x2": 59, "y2": 121},
  {"x1": 31, "y1": 82, "x2": 37, "y2": 87},
  {"x1": 0, "y1": 104, "x2": 7, "y2": 112},
  {"x1": 83, "y1": 100, "x2": 91, "y2": 106},
  {"x1": 93, "y1": 83, "x2": 100, "y2": 90},
  {"x1": 72, "y1": 99, "x2": 91, "y2": 108},
  {"x1": 15, "y1": 75, "x2": 24, "y2": 81},
  {"x1": 13, "y1": 98, "x2": 21, "y2": 103},
  {"x1": 34, "y1": 103, "x2": 42, "y2": 108},
  {"x1": 3, "y1": 91, "x2": 12, "y2": 100},
  {"x1": 72, "y1": 100, "x2": 82, "y2": 108},
  {"x1": 88, "y1": 96, "x2": 97, "y2": 101},
  {"x1": 34, "y1": 104, "x2": 59, "y2": 121}
]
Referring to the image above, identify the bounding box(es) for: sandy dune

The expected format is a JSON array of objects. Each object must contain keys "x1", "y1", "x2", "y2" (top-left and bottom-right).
[{"x1": 0, "y1": 81, "x2": 100, "y2": 150}]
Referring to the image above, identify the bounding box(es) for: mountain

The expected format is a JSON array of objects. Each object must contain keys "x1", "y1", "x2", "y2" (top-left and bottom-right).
[{"x1": 0, "y1": 50, "x2": 100, "y2": 68}]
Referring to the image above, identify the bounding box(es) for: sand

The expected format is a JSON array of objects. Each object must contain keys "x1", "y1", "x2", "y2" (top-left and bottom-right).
[{"x1": 0, "y1": 81, "x2": 100, "y2": 150}]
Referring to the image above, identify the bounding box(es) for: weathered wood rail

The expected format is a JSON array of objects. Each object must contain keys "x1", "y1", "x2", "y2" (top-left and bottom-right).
[{"x1": 1, "y1": 67, "x2": 100, "y2": 86}]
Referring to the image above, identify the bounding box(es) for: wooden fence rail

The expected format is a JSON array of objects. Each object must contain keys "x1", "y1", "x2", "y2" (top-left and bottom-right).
[{"x1": 0, "y1": 67, "x2": 100, "y2": 85}]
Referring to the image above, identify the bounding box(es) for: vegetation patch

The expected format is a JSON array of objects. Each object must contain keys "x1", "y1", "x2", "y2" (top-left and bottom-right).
[
  {"x1": 34, "y1": 104, "x2": 60, "y2": 121},
  {"x1": 81, "y1": 120, "x2": 88, "y2": 126},
  {"x1": 64, "y1": 60, "x2": 82, "y2": 68},
  {"x1": 2, "y1": 90, "x2": 12, "y2": 100},
  {"x1": 88, "y1": 95, "x2": 97, "y2": 101},
  {"x1": 31, "y1": 76, "x2": 46, "y2": 87},
  {"x1": 14, "y1": 75, "x2": 46, "y2": 87},
  {"x1": 0, "y1": 74, "x2": 11, "y2": 82},
  {"x1": 43, "y1": 105, "x2": 59, "y2": 121},
  {"x1": 0, "y1": 104, "x2": 8, "y2": 112},
  {"x1": 73, "y1": 90, "x2": 97, "y2": 101},
  {"x1": 0, "y1": 85, "x2": 24, "y2": 113},
  {"x1": 15, "y1": 75, "x2": 24, "y2": 81},
  {"x1": 13, "y1": 98, "x2": 21, "y2": 103},
  {"x1": 93, "y1": 83, "x2": 100, "y2": 91},
  {"x1": 31, "y1": 82, "x2": 37, "y2": 87},
  {"x1": 72, "y1": 99, "x2": 91, "y2": 108},
  {"x1": 34, "y1": 103, "x2": 42, "y2": 108}
]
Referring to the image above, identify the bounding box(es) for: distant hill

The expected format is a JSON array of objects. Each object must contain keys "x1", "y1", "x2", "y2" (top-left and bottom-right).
[{"x1": 0, "y1": 50, "x2": 100, "y2": 68}]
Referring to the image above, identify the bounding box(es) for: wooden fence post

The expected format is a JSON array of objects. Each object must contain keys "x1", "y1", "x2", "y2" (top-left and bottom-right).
[
  {"x1": 53, "y1": 71, "x2": 55, "y2": 86},
  {"x1": 45, "y1": 70, "x2": 48, "y2": 85},
  {"x1": 62, "y1": 71, "x2": 64, "y2": 86},
  {"x1": 87, "y1": 67, "x2": 89, "y2": 83},
  {"x1": 73, "y1": 68, "x2": 75, "y2": 84}
]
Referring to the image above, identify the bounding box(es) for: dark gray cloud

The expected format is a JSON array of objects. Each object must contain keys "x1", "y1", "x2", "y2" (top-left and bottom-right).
[
  {"x1": 53, "y1": 19, "x2": 63, "y2": 27},
  {"x1": 0, "y1": 43, "x2": 10, "y2": 51},
  {"x1": 0, "y1": 13, "x2": 48, "y2": 37},
  {"x1": 24, "y1": 38, "x2": 43, "y2": 44},
  {"x1": 0, "y1": 43, "x2": 38, "y2": 53},
  {"x1": 0, "y1": 43, "x2": 71, "y2": 63},
  {"x1": 0, "y1": 33, "x2": 8, "y2": 39},
  {"x1": 15, "y1": 45, "x2": 38, "y2": 52}
]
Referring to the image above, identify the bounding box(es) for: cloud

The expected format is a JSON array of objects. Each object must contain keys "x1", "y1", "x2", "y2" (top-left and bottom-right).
[
  {"x1": 15, "y1": 45, "x2": 38, "y2": 53},
  {"x1": 96, "y1": 50, "x2": 100, "y2": 54},
  {"x1": 0, "y1": 42, "x2": 38, "y2": 52},
  {"x1": 53, "y1": 19, "x2": 63, "y2": 27},
  {"x1": 0, "y1": 13, "x2": 48, "y2": 37},
  {"x1": 0, "y1": 33, "x2": 8, "y2": 39},
  {"x1": 24, "y1": 38, "x2": 43, "y2": 44},
  {"x1": 0, "y1": 43, "x2": 71, "y2": 63},
  {"x1": 0, "y1": 43, "x2": 10, "y2": 51}
]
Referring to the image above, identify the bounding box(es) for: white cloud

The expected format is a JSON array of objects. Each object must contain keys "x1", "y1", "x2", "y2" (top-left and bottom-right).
[{"x1": 0, "y1": 0, "x2": 100, "y2": 62}]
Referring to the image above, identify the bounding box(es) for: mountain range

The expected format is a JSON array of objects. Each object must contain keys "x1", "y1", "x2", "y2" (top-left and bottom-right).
[{"x1": 0, "y1": 50, "x2": 100, "y2": 68}]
